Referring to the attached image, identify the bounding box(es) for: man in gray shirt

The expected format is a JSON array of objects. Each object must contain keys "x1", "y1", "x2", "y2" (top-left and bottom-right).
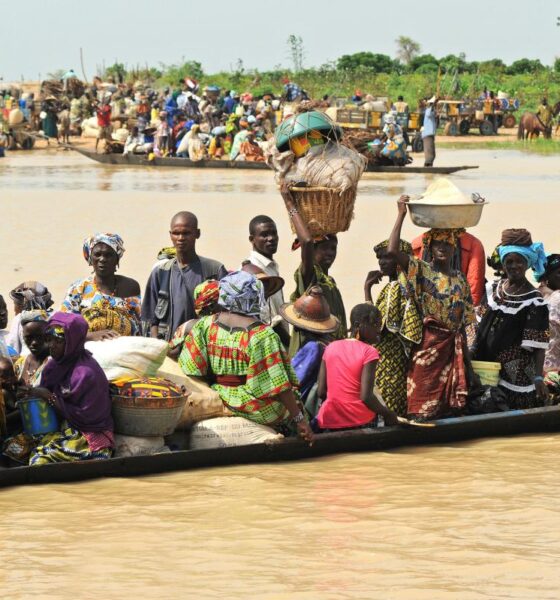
[{"x1": 141, "y1": 211, "x2": 227, "y2": 340}]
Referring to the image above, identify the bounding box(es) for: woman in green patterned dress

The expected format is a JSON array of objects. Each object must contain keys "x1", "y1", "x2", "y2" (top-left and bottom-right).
[
  {"x1": 365, "y1": 239, "x2": 422, "y2": 416},
  {"x1": 179, "y1": 271, "x2": 313, "y2": 443}
]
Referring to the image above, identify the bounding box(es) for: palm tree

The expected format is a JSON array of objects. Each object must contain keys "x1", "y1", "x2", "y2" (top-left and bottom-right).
[{"x1": 395, "y1": 36, "x2": 421, "y2": 65}]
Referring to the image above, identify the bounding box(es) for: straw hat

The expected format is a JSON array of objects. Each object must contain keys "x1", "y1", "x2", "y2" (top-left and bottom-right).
[
  {"x1": 241, "y1": 263, "x2": 285, "y2": 299},
  {"x1": 280, "y1": 286, "x2": 340, "y2": 333}
]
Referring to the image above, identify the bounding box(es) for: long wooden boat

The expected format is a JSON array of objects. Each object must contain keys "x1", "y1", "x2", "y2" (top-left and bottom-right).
[
  {"x1": 0, "y1": 406, "x2": 558, "y2": 489},
  {"x1": 70, "y1": 146, "x2": 478, "y2": 175}
]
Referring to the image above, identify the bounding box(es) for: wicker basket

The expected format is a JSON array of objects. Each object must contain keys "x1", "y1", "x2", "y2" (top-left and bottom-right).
[{"x1": 288, "y1": 185, "x2": 357, "y2": 236}]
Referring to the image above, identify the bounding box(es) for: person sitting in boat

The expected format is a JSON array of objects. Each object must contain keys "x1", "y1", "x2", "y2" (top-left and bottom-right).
[
  {"x1": 2, "y1": 311, "x2": 52, "y2": 463},
  {"x1": 280, "y1": 183, "x2": 347, "y2": 357},
  {"x1": 168, "y1": 279, "x2": 221, "y2": 360},
  {"x1": 380, "y1": 113, "x2": 407, "y2": 166},
  {"x1": 237, "y1": 131, "x2": 265, "y2": 162},
  {"x1": 472, "y1": 229, "x2": 549, "y2": 409},
  {"x1": 179, "y1": 271, "x2": 313, "y2": 443},
  {"x1": 412, "y1": 230, "x2": 487, "y2": 307},
  {"x1": 14, "y1": 311, "x2": 50, "y2": 386},
  {"x1": 6, "y1": 281, "x2": 54, "y2": 357},
  {"x1": 123, "y1": 126, "x2": 152, "y2": 156},
  {"x1": 538, "y1": 254, "x2": 560, "y2": 402},
  {"x1": 365, "y1": 239, "x2": 422, "y2": 418},
  {"x1": 387, "y1": 196, "x2": 476, "y2": 421},
  {"x1": 61, "y1": 233, "x2": 142, "y2": 340},
  {"x1": 187, "y1": 124, "x2": 207, "y2": 162},
  {"x1": 280, "y1": 286, "x2": 339, "y2": 416},
  {"x1": 315, "y1": 303, "x2": 399, "y2": 431},
  {"x1": 20, "y1": 312, "x2": 114, "y2": 466}
]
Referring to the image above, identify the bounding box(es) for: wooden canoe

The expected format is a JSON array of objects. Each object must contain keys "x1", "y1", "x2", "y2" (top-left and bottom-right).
[
  {"x1": 0, "y1": 406, "x2": 558, "y2": 489},
  {"x1": 70, "y1": 147, "x2": 478, "y2": 175}
]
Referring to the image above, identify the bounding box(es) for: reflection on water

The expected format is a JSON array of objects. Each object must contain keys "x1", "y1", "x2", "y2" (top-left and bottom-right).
[
  {"x1": 1, "y1": 147, "x2": 560, "y2": 598},
  {"x1": 0, "y1": 435, "x2": 559, "y2": 598}
]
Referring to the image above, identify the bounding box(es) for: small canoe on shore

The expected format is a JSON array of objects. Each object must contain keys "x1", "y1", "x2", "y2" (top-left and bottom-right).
[
  {"x1": 70, "y1": 147, "x2": 478, "y2": 175},
  {"x1": 0, "y1": 406, "x2": 558, "y2": 489}
]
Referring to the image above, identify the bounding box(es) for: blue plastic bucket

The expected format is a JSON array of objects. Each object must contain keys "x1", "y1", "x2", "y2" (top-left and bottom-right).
[{"x1": 18, "y1": 398, "x2": 59, "y2": 435}]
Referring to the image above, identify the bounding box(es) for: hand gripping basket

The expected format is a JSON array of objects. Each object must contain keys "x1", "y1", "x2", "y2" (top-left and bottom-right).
[{"x1": 288, "y1": 185, "x2": 357, "y2": 237}]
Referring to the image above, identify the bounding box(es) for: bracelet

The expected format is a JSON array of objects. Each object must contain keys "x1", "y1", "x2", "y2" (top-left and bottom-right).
[
  {"x1": 288, "y1": 207, "x2": 299, "y2": 217},
  {"x1": 534, "y1": 376, "x2": 544, "y2": 383},
  {"x1": 292, "y1": 411, "x2": 306, "y2": 424}
]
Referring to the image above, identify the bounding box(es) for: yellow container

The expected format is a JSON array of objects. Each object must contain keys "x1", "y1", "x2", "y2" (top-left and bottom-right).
[
  {"x1": 471, "y1": 360, "x2": 501, "y2": 386},
  {"x1": 409, "y1": 113, "x2": 420, "y2": 129},
  {"x1": 369, "y1": 112, "x2": 382, "y2": 128},
  {"x1": 448, "y1": 104, "x2": 459, "y2": 116}
]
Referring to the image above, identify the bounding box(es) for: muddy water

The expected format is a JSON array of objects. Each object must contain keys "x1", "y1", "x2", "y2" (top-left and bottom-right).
[{"x1": 1, "y1": 148, "x2": 559, "y2": 598}]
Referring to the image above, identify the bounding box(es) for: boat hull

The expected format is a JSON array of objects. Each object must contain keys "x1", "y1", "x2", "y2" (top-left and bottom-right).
[
  {"x1": 1, "y1": 406, "x2": 558, "y2": 488},
  {"x1": 70, "y1": 147, "x2": 478, "y2": 175}
]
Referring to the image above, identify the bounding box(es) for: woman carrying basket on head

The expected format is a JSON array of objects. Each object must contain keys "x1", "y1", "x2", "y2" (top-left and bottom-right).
[{"x1": 281, "y1": 182, "x2": 347, "y2": 357}]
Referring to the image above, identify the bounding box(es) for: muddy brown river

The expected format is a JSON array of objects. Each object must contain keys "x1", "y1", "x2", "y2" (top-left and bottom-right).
[{"x1": 0, "y1": 147, "x2": 559, "y2": 598}]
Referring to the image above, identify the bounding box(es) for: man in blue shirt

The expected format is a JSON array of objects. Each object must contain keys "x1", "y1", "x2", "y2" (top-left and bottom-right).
[{"x1": 421, "y1": 96, "x2": 439, "y2": 166}]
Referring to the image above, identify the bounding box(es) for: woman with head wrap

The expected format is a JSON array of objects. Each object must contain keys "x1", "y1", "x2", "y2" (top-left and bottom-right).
[
  {"x1": 61, "y1": 233, "x2": 141, "y2": 340},
  {"x1": 281, "y1": 183, "x2": 347, "y2": 358},
  {"x1": 179, "y1": 271, "x2": 313, "y2": 443},
  {"x1": 387, "y1": 197, "x2": 476, "y2": 420},
  {"x1": 168, "y1": 279, "x2": 220, "y2": 360},
  {"x1": 472, "y1": 229, "x2": 549, "y2": 408},
  {"x1": 364, "y1": 239, "x2": 423, "y2": 416},
  {"x1": 22, "y1": 312, "x2": 114, "y2": 465},
  {"x1": 5, "y1": 281, "x2": 53, "y2": 356}
]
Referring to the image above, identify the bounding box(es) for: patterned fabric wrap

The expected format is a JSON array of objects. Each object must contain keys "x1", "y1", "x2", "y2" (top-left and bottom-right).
[
  {"x1": 194, "y1": 279, "x2": 220, "y2": 316},
  {"x1": 110, "y1": 377, "x2": 183, "y2": 399},
  {"x1": 422, "y1": 228, "x2": 465, "y2": 249},
  {"x1": 498, "y1": 243, "x2": 547, "y2": 280},
  {"x1": 403, "y1": 257, "x2": 475, "y2": 332},
  {"x1": 61, "y1": 277, "x2": 141, "y2": 336},
  {"x1": 407, "y1": 317, "x2": 468, "y2": 418},
  {"x1": 2, "y1": 432, "x2": 42, "y2": 464},
  {"x1": 83, "y1": 233, "x2": 125, "y2": 265},
  {"x1": 82, "y1": 302, "x2": 134, "y2": 336},
  {"x1": 373, "y1": 239, "x2": 413, "y2": 255},
  {"x1": 179, "y1": 315, "x2": 297, "y2": 426},
  {"x1": 50, "y1": 325, "x2": 66, "y2": 339},
  {"x1": 217, "y1": 271, "x2": 265, "y2": 318},
  {"x1": 375, "y1": 279, "x2": 423, "y2": 416},
  {"x1": 20, "y1": 309, "x2": 49, "y2": 325},
  {"x1": 29, "y1": 424, "x2": 113, "y2": 466}
]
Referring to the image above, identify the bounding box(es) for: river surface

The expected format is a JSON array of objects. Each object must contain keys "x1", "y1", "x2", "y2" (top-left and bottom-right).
[{"x1": 1, "y1": 147, "x2": 559, "y2": 598}]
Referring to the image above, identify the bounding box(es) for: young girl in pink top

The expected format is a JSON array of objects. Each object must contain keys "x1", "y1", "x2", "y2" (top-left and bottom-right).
[{"x1": 316, "y1": 304, "x2": 399, "y2": 430}]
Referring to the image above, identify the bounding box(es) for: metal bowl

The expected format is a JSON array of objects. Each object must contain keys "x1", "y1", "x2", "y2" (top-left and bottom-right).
[{"x1": 408, "y1": 202, "x2": 487, "y2": 229}]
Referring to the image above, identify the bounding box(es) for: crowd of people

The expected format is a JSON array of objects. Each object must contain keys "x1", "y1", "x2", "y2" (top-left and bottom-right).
[
  {"x1": 0, "y1": 76, "x2": 445, "y2": 166},
  {"x1": 1, "y1": 189, "x2": 559, "y2": 467}
]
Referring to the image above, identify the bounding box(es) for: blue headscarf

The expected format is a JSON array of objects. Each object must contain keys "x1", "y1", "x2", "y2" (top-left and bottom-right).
[
  {"x1": 498, "y1": 243, "x2": 547, "y2": 279},
  {"x1": 218, "y1": 271, "x2": 265, "y2": 318}
]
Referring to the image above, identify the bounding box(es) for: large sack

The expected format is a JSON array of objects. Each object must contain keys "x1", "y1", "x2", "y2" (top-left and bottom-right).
[
  {"x1": 86, "y1": 337, "x2": 168, "y2": 381},
  {"x1": 285, "y1": 142, "x2": 366, "y2": 191},
  {"x1": 114, "y1": 434, "x2": 169, "y2": 457},
  {"x1": 81, "y1": 126, "x2": 99, "y2": 138},
  {"x1": 82, "y1": 116, "x2": 98, "y2": 129},
  {"x1": 189, "y1": 417, "x2": 283, "y2": 450},
  {"x1": 8, "y1": 109, "x2": 24, "y2": 126},
  {"x1": 112, "y1": 127, "x2": 129, "y2": 143},
  {"x1": 157, "y1": 357, "x2": 231, "y2": 429}
]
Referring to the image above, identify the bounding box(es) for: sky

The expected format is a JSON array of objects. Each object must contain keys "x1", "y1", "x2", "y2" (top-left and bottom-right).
[{"x1": 1, "y1": 0, "x2": 559, "y2": 82}]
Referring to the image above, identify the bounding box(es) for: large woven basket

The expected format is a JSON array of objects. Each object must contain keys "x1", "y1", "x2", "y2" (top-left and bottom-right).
[{"x1": 288, "y1": 185, "x2": 357, "y2": 237}]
